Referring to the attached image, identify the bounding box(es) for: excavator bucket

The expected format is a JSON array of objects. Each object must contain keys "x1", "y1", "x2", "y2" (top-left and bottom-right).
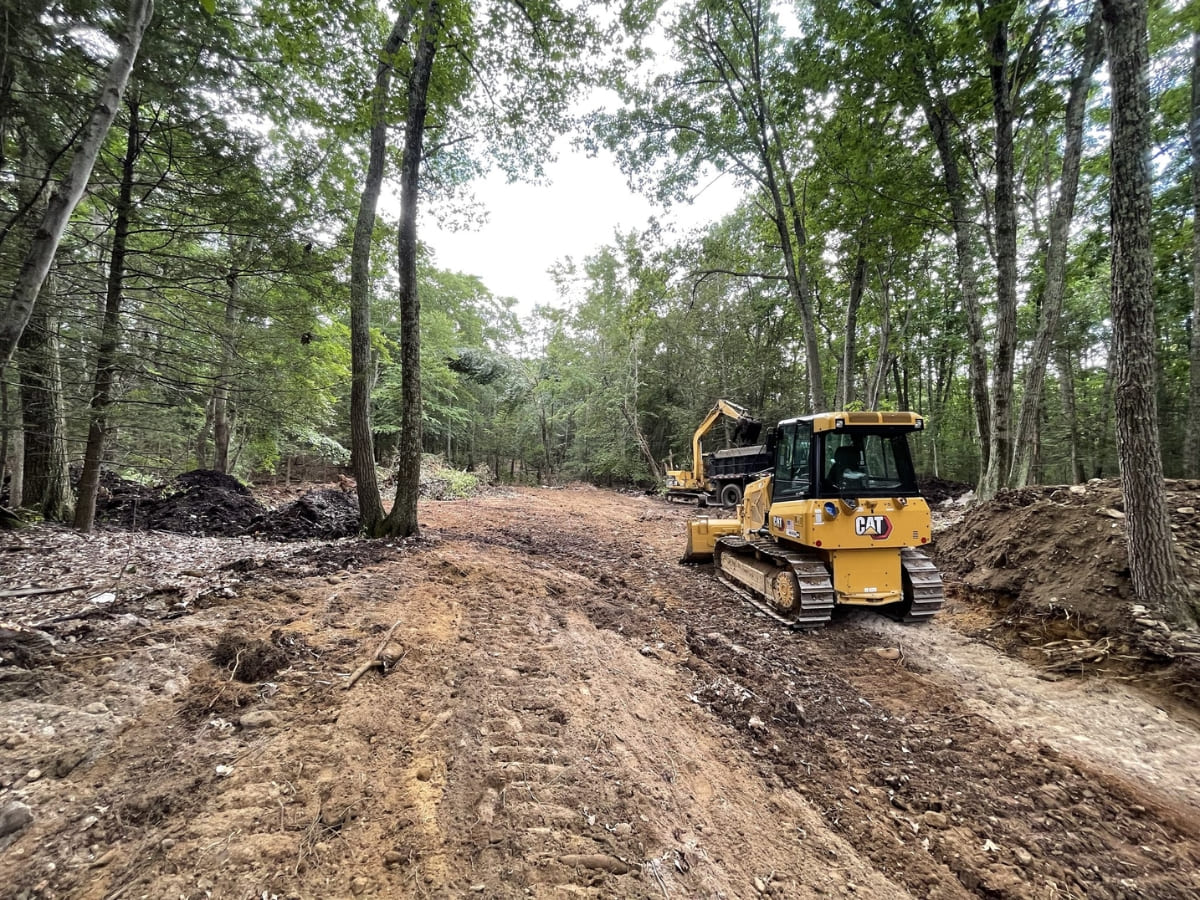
[{"x1": 682, "y1": 516, "x2": 740, "y2": 563}]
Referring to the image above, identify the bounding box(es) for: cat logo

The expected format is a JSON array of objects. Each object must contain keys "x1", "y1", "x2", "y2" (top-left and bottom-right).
[{"x1": 854, "y1": 514, "x2": 893, "y2": 540}]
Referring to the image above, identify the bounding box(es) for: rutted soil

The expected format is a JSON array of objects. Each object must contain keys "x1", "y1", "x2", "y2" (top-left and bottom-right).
[{"x1": 2, "y1": 485, "x2": 1199, "y2": 899}]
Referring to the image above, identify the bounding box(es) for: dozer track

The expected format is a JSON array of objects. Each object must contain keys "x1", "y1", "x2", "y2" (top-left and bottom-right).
[
  {"x1": 897, "y1": 547, "x2": 945, "y2": 623},
  {"x1": 714, "y1": 536, "x2": 836, "y2": 629}
]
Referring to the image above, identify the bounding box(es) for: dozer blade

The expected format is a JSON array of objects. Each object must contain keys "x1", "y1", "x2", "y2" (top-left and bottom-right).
[{"x1": 681, "y1": 516, "x2": 739, "y2": 564}]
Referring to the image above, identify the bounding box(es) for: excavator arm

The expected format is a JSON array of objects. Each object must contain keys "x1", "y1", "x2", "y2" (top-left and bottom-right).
[{"x1": 688, "y1": 399, "x2": 761, "y2": 485}]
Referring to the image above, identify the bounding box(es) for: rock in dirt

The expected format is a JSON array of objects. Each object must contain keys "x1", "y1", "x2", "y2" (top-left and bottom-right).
[
  {"x1": 239, "y1": 711, "x2": 280, "y2": 730},
  {"x1": 0, "y1": 801, "x2": 33, "y2": 838},
  {"x1": 557, "y1": 854, "x2": 631, "y2": 875}
]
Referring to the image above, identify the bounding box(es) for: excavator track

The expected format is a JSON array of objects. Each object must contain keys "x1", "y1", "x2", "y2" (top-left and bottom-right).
[
  {"x1": 714, "y1": 536, "x2": 835, "y2": 629},
  {"x1": 897, "y1": 547, "x2": 945, "y2": 623}
]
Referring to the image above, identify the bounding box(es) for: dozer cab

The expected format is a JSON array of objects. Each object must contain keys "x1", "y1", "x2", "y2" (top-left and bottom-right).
[{"x1": 682, "y1": 411, "x2": 943, "y2": 628}]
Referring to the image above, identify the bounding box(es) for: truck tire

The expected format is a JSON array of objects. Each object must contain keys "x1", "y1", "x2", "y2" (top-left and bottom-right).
[{"x1": 720, "y1": 483, "x2": 743, "y2": 507}]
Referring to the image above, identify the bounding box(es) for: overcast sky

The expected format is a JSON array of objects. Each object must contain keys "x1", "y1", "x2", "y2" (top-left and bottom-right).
[{"x1": 426, "y1": 144, "x2": 742, "y2": 316}]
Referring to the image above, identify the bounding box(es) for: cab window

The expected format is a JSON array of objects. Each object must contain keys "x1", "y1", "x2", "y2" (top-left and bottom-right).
[
  {"x1": 772, "y1": 423, "x2": 812, "y2": 501},
  {"x1": 819, "y1": 431, "x2": 920, "y2": 497}
]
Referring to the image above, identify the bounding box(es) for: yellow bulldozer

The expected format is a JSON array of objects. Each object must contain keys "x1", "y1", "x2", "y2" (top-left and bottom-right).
[{"x1": 682, "y1": 410, "x2": 943, "y2": 628}]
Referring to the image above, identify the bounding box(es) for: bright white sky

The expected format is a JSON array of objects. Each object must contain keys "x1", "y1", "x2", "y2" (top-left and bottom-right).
[{"x1": 426, "y1": 143, "x2": 743, "y2": 315}]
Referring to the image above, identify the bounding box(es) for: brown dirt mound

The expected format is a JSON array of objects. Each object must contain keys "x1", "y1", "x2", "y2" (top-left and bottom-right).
[
  {"x1": 932, "y1": 478, "x2": 1200, "y2": 706},
  {"x1": 934, "y1": 480, "x2": 1200, "y2": 623}
]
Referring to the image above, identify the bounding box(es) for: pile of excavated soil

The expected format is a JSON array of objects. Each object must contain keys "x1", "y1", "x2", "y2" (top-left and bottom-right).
[
  {"x1": 933, "y1": 479, "x2": 1200, "y2": 622},
  {"x1": 94, "y1": 469, "x2": 265, "y2": 535},
  {"x1": 932, "y1": 479, "x2": 1200, "y2": 705},
  {"x1": 246, "y1": 489, "x2": 361, "y2": 540},
  {"x1": 91, "y1": 471, "x2": 361, "y2": 540}
]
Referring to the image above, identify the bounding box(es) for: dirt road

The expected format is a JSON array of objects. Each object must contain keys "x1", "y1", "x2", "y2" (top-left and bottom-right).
[{"x1": 2, "y1": 486, "x2": 1198, "y2": 899}]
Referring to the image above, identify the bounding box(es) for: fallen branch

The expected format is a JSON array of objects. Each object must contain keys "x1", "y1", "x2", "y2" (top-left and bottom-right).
[
  {"x1": 343, "y1": 620, "x2": 403, "y2": 690},
  {"x1": 0, "y1": 583, "x2": 91, "y2": 599}
]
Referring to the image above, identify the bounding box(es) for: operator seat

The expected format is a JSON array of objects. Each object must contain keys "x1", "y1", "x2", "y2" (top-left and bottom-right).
[{"x1": 827, "y1": 445, "x2": 862, "y2": 487}]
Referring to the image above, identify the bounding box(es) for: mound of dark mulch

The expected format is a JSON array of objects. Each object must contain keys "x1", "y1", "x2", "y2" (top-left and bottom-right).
[
  {"x1": 175, "y1": 469, "x2": 251, "y2": 495},
  {"x1": 246, "y1": 489, "x2": 361, "y2": 540},
  {"x1": 919, "y1": 476, "x2": 973, "y2": 505},
  {"x1": 94, "y1": 469, "x2": 266, "y2": 535}
]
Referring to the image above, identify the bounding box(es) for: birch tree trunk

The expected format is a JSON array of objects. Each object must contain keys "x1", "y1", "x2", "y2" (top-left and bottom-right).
[
  {"x1": 1102, "y1": 0, "x2": 1195, "y2": 624},
  {"x1": 379, "y1": 0, "x2": 440, "y2": 538},
  {"x1": 0, "y1": 0, "x2": 153, "y2": 370},
  {"x1": 1010, "y1": 3, "x2": 1103, "y2": 488},
  {"x1": 350, "y1": 6, "x2": 415, "y2": 531}
]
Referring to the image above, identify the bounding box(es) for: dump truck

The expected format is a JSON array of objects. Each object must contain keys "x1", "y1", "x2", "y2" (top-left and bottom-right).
[
  {"x1": 683, "y1": 410, "x2": 943, "y2": 628},
  {"x1": 664, "y1": 400, "x2": 770, "y2": 506}
]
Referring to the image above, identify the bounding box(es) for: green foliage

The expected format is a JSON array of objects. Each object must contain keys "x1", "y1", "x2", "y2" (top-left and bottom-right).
[
  {"x1": 5, "y1": 0, "x2": 1196, "y2": 502},
  {"x1": 421, "y1": 454, "x2": 481, "y2": 500}
]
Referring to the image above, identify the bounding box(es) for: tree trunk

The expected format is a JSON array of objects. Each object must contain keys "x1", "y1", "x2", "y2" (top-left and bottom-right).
[
  {"x1": 1056, "y1": 342, "x2": 1084, "y2": 483},
  {"x1": 350, "y1": 7, "x2": 415, "y2": 531},
  {"x1": 0, "y1": 373, "x2": 9, "y2": 498},
  {"x1": 774, "y1": 136, "x2": 826, "y2": 411},
  {"x1": 1103, "y1": 0, "x2": 1195, "y2": 624},
  {"x1": 979, "y1": 0, "x2": 1018, "y2": 501},
  {"x1": 212, "y1": 258, "x2": 241, "y2": 474},
  {"x1": 1184, "y1": 32, "x2": 1200, "y2": 476},
  {"x1": 1011, "y1": 3, "x2": 1103, "y2": 488},
  {"x1": 75, "y1": 98, "x2": 140, "y2": 532},
  {"x1": 0, "y1": 0, "x2": 153, "y2": 370},
  {"x1": 7, "y1": 416, "x2": 23, "y2": 508},
  {"x1": 840, "y1": 246, "x2": 867, "y2": 409},
  {"x1": 895, "y1": 0, "x2": 991, "y2": 483},
  {"x1": 866, "y1": 262, "x2": 894, "y2": 409},
  {"x1": 379, "y1": 0, "x2": 440, "y2": 538},
  {"x1": 18, "y1": 300, "x2": 73, "y2": 522}
]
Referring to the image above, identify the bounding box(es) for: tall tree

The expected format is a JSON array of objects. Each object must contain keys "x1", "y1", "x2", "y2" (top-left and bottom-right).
[
  {"x1": 1184, "y1": 31, "x2": 1200, "y2": 476},
  {"x1": 603, "y1": 0, "x2": 827, "y2": 411},
  {"x1": 1010, "y1": 3, "x2": 1104, "y2": 487},
  {"x1": 0, "y1": 0, "x2": 154, "y2": 369},
  {"x1": 977, "y1": 0, "x2": 1022, "y2": 500},
  {"x1": 1102, "y1": 0, "x2": 1195, "y2": 624},
  {"x1": 377, "y1": 0, "x2": 441, "y2": 539},
  {"x1": 74, "y1": 96, "x2": 143, "y2": 531},
  {"x1": 349, "y1": 7, "x2": 415, "y2": 532}
]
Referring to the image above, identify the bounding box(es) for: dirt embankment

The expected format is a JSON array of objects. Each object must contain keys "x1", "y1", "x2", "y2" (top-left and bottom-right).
[{"x1": 1, "y1": 484, "x2": 1198, "y2": 899}]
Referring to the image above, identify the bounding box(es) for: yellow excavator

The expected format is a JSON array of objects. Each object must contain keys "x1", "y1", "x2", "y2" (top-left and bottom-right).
[
  {"x1": 664, "y1": 399, "x2": 767, "y2": 506},
  {"x1": 683, "y1": 410, "x2": 943, "y2": 628}
]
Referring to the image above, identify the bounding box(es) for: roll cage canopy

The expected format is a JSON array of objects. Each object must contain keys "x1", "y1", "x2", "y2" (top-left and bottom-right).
[{"x1": 770, "y1": 413, "x2": 924, "y2": 502}]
